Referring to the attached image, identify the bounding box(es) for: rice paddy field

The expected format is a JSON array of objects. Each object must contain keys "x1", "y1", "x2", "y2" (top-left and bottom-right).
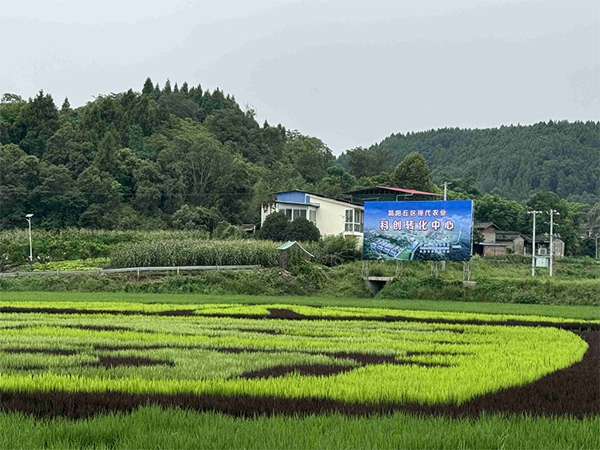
[{"x1": 1, "y1": 292, "x2": 599, "y2": 449}]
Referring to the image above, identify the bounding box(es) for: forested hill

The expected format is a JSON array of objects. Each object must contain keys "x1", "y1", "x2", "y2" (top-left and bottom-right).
[
  {"x1": 1, "y1": 78, "x2": 598, "y2": 239},
  {"x1": 339, "y1": 121, "x2": 600, "y2": 203},
  {"x1": 0, "y1": 78, "x2": 334, "y2": 230}
]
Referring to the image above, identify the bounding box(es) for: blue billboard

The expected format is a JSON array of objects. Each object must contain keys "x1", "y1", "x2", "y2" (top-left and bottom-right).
[{"x1": 362, "y1": 200, "x2": 473, "y2": 261}]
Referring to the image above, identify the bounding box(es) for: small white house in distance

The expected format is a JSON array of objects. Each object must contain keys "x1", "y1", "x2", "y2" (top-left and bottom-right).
[{"x1": 261, "y1": 190, "x2": 364, "y2": 240}]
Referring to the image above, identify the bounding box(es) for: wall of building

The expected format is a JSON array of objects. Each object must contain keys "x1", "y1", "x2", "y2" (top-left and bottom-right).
[
  {"x1": 277, "y1": 191, "x2": 308, "y2": 204},
  {"x1": 483, "y1": 245, "x2": 507, "y2": 257},
  {"x1": 513, "y1": 237, "x2": 525, "y2": 255},
  {"x1": 261, "y1": 195, "x2": 364, "y2": 244},
  {"x1": 312, "y1": 197, "x2": 362, "y2": 238},
  {"x1": 481, "y1": 227, "x2": 497, "y2": 243}
]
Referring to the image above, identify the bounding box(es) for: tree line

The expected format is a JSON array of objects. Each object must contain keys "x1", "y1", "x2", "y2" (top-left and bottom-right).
[
  {"x1": 1, "y1": 79, "x2": 598, "y2": 256},
  {"x1": 338, "y1": 121, "x2": 600, "y2": 204}
]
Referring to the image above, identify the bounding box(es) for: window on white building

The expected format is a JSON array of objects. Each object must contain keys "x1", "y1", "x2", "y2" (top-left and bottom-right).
[
  {"x1": 293, "y1": 209, "x2": 307, "y2": 220},
  {"x1": 280, "y1": 208, "x2": 310, "y2": 222},
  {"x1": 345, "y1": 209, "x2": 364, "y2": 232}
]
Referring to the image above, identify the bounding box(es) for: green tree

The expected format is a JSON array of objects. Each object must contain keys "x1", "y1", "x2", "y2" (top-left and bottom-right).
[
  {"x1": 163, "y1": 79, "x2": 172, "y2": 95},
  {"x1": 284, "y1": 131, "x2": 332, "y2": 184},
  {"x1": 581, "y1": 202, "x2": 600, "y2": 236},
  {"x1": 60, "y1": 97, "x2": 71, "y2": 113},
  {"x1": 156, "y1": 121, "x2": 250, "y2": 222},
  {"x1": 0, "y1": 144, "x2": 39, "y2": 228},
  {"x1": 76, "y1": 166, "x2": 123, "y2": 228},
  {"x1": 127, "y1": 124, "x2": 148, "y2": 158},
  {"x1": 31, "y1": 163, "x2": 86, "y2": 228},
  {"x1": 0, "y1": 94, "x2": 26, "y2": 144},
  {"x1": 142, "y1": 77, "x2": 154, "y2": 95},
  {"x1": 474, "y1": 194, "x2": 527, "y2": 231},
  {"x1": 257, "y1": 212, "x2": 288, "y2": 241},
  {"x1": 315, "y1": 166, "x2": 356, "y2": 198},
  {"x1": 347, "y1": 146, "x2": 391, "y2": 178},
  {"x1": 171, "y1": 204, "x2": 221, "y2": 231},
  {"x1": 19, "y1": 90, "x2": 60, "y2": 157},
  {"x1": 391, "y1": 152, "x2": 436, "y2": 192},
  {"x1": 93, "y1": 130, "x2": 119, "y2": 172},
  {"x1": 285, "y1": 217, "x2": 320, "y2": 242}
]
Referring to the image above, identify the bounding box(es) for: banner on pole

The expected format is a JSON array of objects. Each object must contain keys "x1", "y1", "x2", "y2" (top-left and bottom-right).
[{"x1": 362, "y1": 200, "x2": 473, "y2": 261}]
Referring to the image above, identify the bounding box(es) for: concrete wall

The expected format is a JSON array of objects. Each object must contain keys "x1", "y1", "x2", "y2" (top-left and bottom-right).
[{"x1": 310, "y1": 196, "x2": 363, "y2": 238}]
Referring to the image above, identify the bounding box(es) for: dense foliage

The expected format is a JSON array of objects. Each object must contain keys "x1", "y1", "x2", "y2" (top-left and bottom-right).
[
  {"x1": 0, "y1": 82, "x2": 332, "y2": 230},
  {"x1": 257, "y1": 213, "x2": 320, "y2": 242},
  {"x1": 1, "y1": 80, "x2": 598, "y2": 256},
  {"x1": 339, "y1": 121, "x2": 600, "y2": 204}
]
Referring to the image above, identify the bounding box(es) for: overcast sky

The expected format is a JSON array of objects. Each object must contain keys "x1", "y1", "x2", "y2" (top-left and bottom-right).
[{"x1": 1, "y1": 0, "x2": 598, "y2": 154}]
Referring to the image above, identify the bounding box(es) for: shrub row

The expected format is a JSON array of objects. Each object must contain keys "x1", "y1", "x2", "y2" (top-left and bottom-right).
[
  {"x1": 0, "y1": 229, "x2": 209, "y2": 269},
  {"x1": 378, "y1": 276, "x2": 600, "y2": 306},
  {"x1": 109, "y1": 240, "x2": 280, "y2": 268}
]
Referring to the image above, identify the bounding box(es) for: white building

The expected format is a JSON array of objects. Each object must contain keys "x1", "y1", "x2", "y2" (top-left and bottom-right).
[{"x1": 261, "y1": 190, "x2": 364, "y2": 241}]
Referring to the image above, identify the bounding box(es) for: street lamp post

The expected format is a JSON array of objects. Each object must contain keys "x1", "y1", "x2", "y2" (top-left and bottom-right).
[
  {"x1": 25, "y1": 214, "x2": 33, "y2": 271},
  {"x1": 548, "y1": 209, "x2": 559, "y2": 277},
  {"x1": 527, "y1": 210, "x2": 542, "y2": 276}
]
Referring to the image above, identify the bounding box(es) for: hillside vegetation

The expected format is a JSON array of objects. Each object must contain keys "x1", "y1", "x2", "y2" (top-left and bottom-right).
[
  {"x1": 339, "y1": 121, "x2": 600, "y2": 204},
  {"x1": 1, "y1": 80, "x2": 599, "y2": 256}
]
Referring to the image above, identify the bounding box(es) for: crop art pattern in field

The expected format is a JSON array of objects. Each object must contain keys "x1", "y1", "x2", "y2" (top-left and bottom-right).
[{"x1": 0, "y1": 302, "x2": 596, "y2": 417}]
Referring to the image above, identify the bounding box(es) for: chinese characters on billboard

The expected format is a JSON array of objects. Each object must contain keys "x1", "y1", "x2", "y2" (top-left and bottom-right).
[{"x1": 362, "y1": 200, "x2": 474, "y2": 261}]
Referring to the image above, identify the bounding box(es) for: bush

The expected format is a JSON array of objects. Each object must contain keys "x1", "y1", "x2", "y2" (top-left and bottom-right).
[
  {"x1": 171, "y1": 205, "x2": 221, "y2": 231},
  {"x1": 321, "y1": 235, "x2": 361, "y2": 266},
  {"x1": 257, "y1": 212, "x2": 288, "y2": 241},
  {"x1": 285, "y1": 218, "x2": 320, "y2": 242}
]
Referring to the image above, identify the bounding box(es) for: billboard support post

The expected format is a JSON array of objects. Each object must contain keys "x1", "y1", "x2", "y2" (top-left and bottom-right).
[
  {"x1": 361, "y1": 260, "x2": 370, "y2": 278},
  {"x1": 463, "y1": 261, "x2": 471, "y2": 281},
  {"x1": 441, "y1": 182, "x2": 452, "y2": 272}
]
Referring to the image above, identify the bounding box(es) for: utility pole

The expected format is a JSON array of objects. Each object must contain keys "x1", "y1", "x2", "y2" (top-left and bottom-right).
[
  {"x1": 527, "y1": 211, "x2": 542, "y2": 276},
  {"x1": 595, "y1": 234, "x2": 599, "y2": 260},
  {"x1": 25, "y1": 214, "x2": 33, "y2": 271},
  {"x1": 549, "y1": 209, "x2": 559, "y2": 277},
  {"x1": 442, "y1": 182, "x2": 452, "y2": 201},
  {"x1": 441, "y1": 182, "x2": 452, "y2": 271}
]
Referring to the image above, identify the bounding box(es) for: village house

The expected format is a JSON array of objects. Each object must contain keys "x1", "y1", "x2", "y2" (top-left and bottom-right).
[
  {"x1": 261, "y1": 187, "x2": 442, "y2": 242},
  {"x1": 261, "y1": 190, "x2": 365, "y2": 240},
  {"x1": 473, "y1": 222, "x2": 564, "y2": 258}
]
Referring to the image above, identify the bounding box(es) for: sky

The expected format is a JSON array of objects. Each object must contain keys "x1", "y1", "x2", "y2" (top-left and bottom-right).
[{"x1": 0, "y1": 0, "x2": 598, "y2": 154}]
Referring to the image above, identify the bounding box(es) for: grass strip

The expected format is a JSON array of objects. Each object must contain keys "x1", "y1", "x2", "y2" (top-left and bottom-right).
[
  {"x1": 2, "y1": 291, "x2": 599, "y2": 320},
  {"x1": 0, "y1": 407, "x2": 598, "y2": 450}
]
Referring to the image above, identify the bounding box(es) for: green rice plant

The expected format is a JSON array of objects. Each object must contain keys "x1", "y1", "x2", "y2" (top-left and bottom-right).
[
  {"x1": 3, "y1": 291, "x2": 599, "y2": 320},
  {"x1": 0, "y1": 303, "x2": 589, "y2": 406},
  {"x1": 2, "y1": 407, "x2": 598, "y2": 450}
]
